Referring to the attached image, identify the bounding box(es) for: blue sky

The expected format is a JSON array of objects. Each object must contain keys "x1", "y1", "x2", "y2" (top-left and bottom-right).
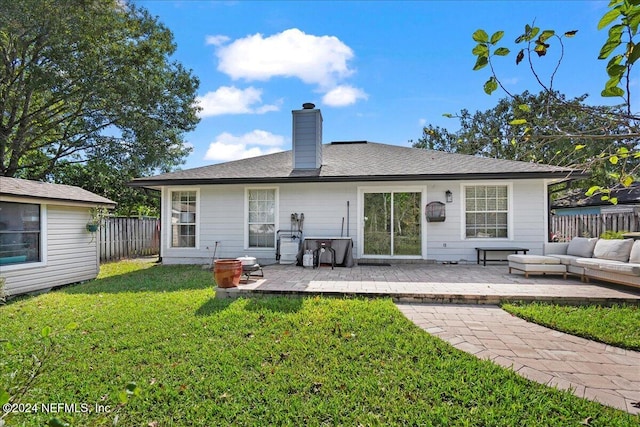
[{"x1": 135, "y1": 1, "x2": 620, "y2": 170}]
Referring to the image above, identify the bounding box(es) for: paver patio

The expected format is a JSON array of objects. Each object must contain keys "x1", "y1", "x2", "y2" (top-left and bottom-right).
[
  {"x1": 216, "y1": 263, "x2": 640, "y2": 414},
  {"x1": 219, "y1": 263, "x2": 640, "y2": 305}
]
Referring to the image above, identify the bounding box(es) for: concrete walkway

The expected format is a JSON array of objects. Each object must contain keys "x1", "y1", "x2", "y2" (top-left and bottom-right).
[
  {"x1": 216, "y1": 263, "x2": 640, "y2": 413},
  {"x1": 397, "y1": 303, "x2": 640, "y2": 415}
]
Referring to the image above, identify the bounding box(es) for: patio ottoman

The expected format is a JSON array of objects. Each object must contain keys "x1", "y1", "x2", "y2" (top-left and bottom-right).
[{"x1": 508, "y1": 254, "x2": 567, "y2": 279}]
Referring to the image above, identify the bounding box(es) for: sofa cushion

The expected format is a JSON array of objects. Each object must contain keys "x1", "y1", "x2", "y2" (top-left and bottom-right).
[
  {"x1": 629, "y1": 240, "x2": 640, "y2": 264},
  {"x1": 574, "y1": 257, "x2": 612, "y2": 268},
  {"x1": 507, "y1": 254, "x2": 561, "y2": 265},
  {"x1": 566, "y1": 237, "x2": 598, "y2": 257},
  {"x1": 598, "y1": 262, "x2": 640, "y2": 277},
  {"x1": 547, "y1": 254, "x2": 580, "y2": 266},
  {"x1": 592, "y1": 239, "x2": 633, "y2": 262}
]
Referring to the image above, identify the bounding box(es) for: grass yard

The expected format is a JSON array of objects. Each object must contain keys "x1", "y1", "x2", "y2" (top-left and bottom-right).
[
  {"x1": 1, "y1": 260, "x2": 638, "y2": 426},
  {"x1": 502, "y1": 302, "x2": 640, "y2": 351}
]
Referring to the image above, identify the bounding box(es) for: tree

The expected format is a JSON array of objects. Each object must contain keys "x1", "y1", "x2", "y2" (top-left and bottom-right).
[
  {"x1": 413, "y1": 90, "x2": 634, "y2": 186},
  {"x1": 467, "y1": 0, "x2": 639, "y2": 198},
  {"x1": 0, "y1": 0, "x2": 200, "y2": 203}
]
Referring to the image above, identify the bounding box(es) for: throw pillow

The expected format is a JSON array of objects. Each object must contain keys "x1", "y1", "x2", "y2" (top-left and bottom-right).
[
  {"x1": 629, "y1": 240, "x2": 640, "y2": 263},
  {"x1": 566, "y1": 237, "x2": 599, "y2": 258},
  {"x1": 592, "y1": 239, "x2": 633, "y2": 262}
]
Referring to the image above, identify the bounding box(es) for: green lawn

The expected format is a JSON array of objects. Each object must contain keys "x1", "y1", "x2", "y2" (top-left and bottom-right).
[
  {"x1": 502, "y1": 302, "x2": 640, "y2": 351},
  {"x1": 1, "y1": 260, "x2": 638, "y2": 426}
]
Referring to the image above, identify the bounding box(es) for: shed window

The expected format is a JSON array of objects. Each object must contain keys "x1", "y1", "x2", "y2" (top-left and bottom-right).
[
  {"x1": 464, "y1": 185, "x2": 509, "y2": 238},
  {"x1": 0, "y1": 202, "x2": 41, "y2": 265},
  {"x1": 171, "y1": 191, "x2": 197, "y2": 247}
]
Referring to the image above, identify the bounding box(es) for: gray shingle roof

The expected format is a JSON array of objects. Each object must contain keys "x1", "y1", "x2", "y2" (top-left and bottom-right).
[
  {"x1": 131, "y1": 141, "x2": 581, "y2": 187},
  {"x1": 0, "y1": 177, "x2": 116, "y2": 207}
]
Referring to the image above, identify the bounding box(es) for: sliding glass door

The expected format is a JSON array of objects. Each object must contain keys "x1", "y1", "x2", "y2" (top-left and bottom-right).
[{"x1": 363, "y1": 191, "x2": 421, "y2": 256}]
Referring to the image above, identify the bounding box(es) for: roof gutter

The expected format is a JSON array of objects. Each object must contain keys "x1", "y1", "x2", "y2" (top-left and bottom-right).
[{"x1": 129, "y1": 170, "x2": 585, "y2": 189}]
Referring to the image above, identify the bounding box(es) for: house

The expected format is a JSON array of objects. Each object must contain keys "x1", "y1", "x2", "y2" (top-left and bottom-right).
[
  {"x1": 130, "y1": 103, "x2": 580, "y2": 266},
  {"x1": 551, "y1": 184, "x2": 640, "y2": 216},
  {"x1": 0, "y1": 177, "x2": 116, "y2": 296}
]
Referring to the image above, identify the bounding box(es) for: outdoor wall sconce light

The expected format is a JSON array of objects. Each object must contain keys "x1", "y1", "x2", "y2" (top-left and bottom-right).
[{"x1": 445, "y1": 190, "x2": 453, "y2": 203}]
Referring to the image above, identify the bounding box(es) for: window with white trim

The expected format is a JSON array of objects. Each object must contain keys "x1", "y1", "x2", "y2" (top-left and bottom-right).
[
  {"x1": 247, "y1": 189, "x2": 276, "y2": 248},
  {"x1": 0, "y1": 202, "x2": 41, "y2": 265},
  {"x1": 171, "y1": 191, "x2": 197, "y2": 247},
  {"x1": 465, "y1": 185, "x2": 508, "y2": 238}
]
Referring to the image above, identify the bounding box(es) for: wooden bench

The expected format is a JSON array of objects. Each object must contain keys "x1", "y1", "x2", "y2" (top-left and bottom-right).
[{"x1": 476, "y1": 247, "x2": 529, "y2": 266}]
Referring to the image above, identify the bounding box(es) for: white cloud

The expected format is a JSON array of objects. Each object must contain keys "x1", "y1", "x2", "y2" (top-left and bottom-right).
[
  {"x1": 418, "y1": 118, "x2": 427, "y2": 127},
  {"x1": 204, "y1": 130, "x2": 286, "y2": 162},
  {"x1": 196, "y1": 86, "x2": 281, "y2": 117},
  {"x1": 205, "y1": 34, "x2": 230, "y2": 47},
  {"x1": 322, "y1": 85, "x2": 368, "y2": 107},
  {"x1": 216, "y1": 28, "x2": 354, "y2": 87}
]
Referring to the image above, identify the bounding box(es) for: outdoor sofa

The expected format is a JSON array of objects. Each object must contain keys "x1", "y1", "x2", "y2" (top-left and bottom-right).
[{"x1": 509, "y1": 237, "x2": 640, "y2": 289}]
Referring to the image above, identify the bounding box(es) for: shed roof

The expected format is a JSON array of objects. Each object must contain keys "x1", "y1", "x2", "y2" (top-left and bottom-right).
[
  {"x1": 131, "y1": 141, "x2": 580, "y2": 188},
  {"x1": 0, "y1": 177, "x2": 116, "y2": 207}
]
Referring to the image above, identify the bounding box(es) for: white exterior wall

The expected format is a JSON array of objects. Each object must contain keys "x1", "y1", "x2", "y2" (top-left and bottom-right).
[
  {"x1": 0, "y1": 203, "x2": 100, "y2": 296},
  {"x1": 160, "y1": 178, "x2": 551, "y2": 265}
]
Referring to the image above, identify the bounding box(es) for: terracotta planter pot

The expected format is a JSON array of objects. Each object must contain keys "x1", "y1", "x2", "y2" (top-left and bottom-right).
[{"x1": 214, "y1": 259, "x2": 242, "y2": 288}]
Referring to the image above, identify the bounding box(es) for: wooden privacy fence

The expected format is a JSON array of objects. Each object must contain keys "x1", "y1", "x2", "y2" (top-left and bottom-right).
[
  {"x1": 551, "y1": 212, "x2": 640, "y2": 241},
  {"x1": 98, "y1": 217, "x2": 160, "y2": 263}
]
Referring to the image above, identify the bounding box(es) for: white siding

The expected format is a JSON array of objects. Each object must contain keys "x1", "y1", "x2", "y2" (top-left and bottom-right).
[
  {"x1": 159, "y1": 179, "x2": 550, "y2": 265},
  {"x1": 1, "y1": 205, "x2": 99, "y2": 296}
]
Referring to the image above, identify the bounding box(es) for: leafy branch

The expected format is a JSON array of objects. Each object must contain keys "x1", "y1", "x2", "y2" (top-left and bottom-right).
[{"x1": 466, "y1": 1, "x2": 640, "y2": 195}]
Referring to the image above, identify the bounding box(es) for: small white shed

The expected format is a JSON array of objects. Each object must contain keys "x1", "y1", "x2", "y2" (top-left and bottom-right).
[{"x1": 0, "y1": 177, "x2": 116, "y2": 296}]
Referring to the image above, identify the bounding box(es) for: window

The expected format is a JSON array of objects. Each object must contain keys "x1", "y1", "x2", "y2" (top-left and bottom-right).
[
  {"x1": 247, "y1": 189, "x2": 276, "y2": 248},
  {"x1": 171, "y1": 191, "x2": 197, "y2": 247},
  {"x1": 0, "y1": 202, "x2": 41, "y2": 265},
  {"x1": 465, "y1": 185, "x2": 508, "y2": 238}
]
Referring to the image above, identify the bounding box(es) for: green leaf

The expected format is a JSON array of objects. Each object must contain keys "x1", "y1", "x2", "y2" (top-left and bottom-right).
[
  {"x1": 601, "y1": 195, "x2": 610, "y2": 201},
  {"x1": 538, "y1": 30, "x2": 555, "y2": 42},
  {"x1": 585, "y1": 185, "x2": 602, "y2": 196},
  {"x1": 516, "y1": 49, "x2": 525, "y2": 65},
  {"x1": 609, "y1": 197, "x2": 618, "y2": 205},
  {"x1": 609, "y1": 155, "x2": 619, "y2": 164},
  {"x1": 598, "y1": 6, "x2": 622, "y2": 30},
  {"x1": 472, "y1": 43, "x2": 489, "y2": 57},
  {"x1": 48, "y1": 418, "x2": 70, "y2": 427},
  {"x1": 490, "y1": 30, "x2": 504, "y2": 44},
  {"x1": 473, "y1": 55, "x2": 488, "y2": 71},
  {"x1": 0, "y1": 388, "x2": 10, "y2": 405},
  {"x1": 575, "y1": 144, "x2": 586, "y2": 151},
  {"x1": 41, "y1": 326, "x2": 52, "y2": 338},
  {"x1": 599, "y1": 38, "x2": 621, "y2": 59},
  {"x1": 472, "y1": 29, "x2": 489, "y2": 43},
  {"x1": 534, "y1": 43, "x2": 547, "y2": 56},
  {"x1": 606, "y1": 55, "x2": 625, "y2": 77},
  {"x1": 65, "y1": 322, "x2": 79, "y2": 331},
  {"x1": 442, "y1": 113, "x2": 454, "y2": 118},
  {"x1": 622, "y1": 176, "x2": 634, "y2": 187},
  {"x1": 125, "y1": 381, "x2": 139, "y2": 395},
  {"x1": 483, "y1": 77, "x2": 498, "y2": 95},
  {"x1": 509, "y1": 119, "x2": 527, "y2": 125},
  {"x1": 118, "y1": 390, "x2": 129, "y2": 404},
  {"x1": 601, "y1": 86, "x2": 625, "y2": 97},
  {"x1": 629, "y1": 42, "x2": 640, "y2": 65},
  {"x1": 518, "y1": 104, "x2": 531, "y2": 112},
  {"x1": 528, "y1": 26, "x2": 540, "y2": 40},
  {"x1": 494, "y1": 47, "x2": 510, "y2": 56},
  {"x1": 564, "y1": 30, "x2": 578, "y2": 37}
]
